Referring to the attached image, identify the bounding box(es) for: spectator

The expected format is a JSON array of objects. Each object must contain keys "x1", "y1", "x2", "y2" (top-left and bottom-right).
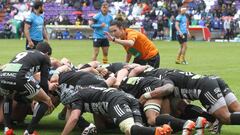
[
  {"x1": 224, "y1": 18, "x2": 231, "y2": 41},
  {"x1": 56, "y1": 30, "x2": 63, "y2": 40},
  {"x1": 198, "y1": 17, "x2": 205, "y2": 27},
  {"x1": 3, "y1": 22, "x2": 13, "y2": 39},
  {"x1": 62, "y1": 29, "x2": 70, "y2": 39},
  {"x1": 75, "y1": 31, "x2": 83, "y2": 40}
]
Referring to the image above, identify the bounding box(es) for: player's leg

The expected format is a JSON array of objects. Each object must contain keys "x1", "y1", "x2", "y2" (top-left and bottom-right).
[
  {"x1": 101, "y1": 39, "x2": 109, "y2": 64},
  {"x1": 114, "y1": 104, "x2": 168, "y2": 135},
  {"x1": 3, "y1": 96, "x2": 14, "y2": 134},
  {"x1": 176, "y1": 34, "x2": 183, "y2": 64},
  {"x1": 92, "y1": 39, "x2": 100, "y2": 61},
  {"x1": 155, "y1": 98, "x2": 196, "y2": 134},
  {"x1": 18, "y1": 81, "x2": 53, "y2": 135},
  {"x1": 215, "y1": 77, "x2": 240, "y2": 112},
  {"x1": 143, "y1": 99, "x2": 162, "y2": 126},
  {"x1": 209, "y1": 97, "x2": 240, "y2": 125}
]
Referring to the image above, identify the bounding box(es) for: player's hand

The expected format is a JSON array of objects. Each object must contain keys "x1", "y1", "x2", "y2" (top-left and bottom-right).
[
  {"x1": 28, "y1": 40, "x2": 34, "y2": 48},
  {"x1": 104, "y1": 32, "x2": 114, "y2": 41},
  {"x1": 45, "y1": 97, "x2": 55, "y2": 113},
  {"x1": 188, "y1": 33, "x2": 191, "y2": 38},
  {"x1": 101, "y1": 23, "x2": 106, "y2": 27},
  {"x1": 139, "y1": 95, "x2": 147, "y2": 105}
]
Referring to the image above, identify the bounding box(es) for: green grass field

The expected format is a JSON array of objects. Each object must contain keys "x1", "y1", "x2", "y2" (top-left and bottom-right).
[{"x1": 0, "y1": 39, "x2": 240, "y2": 135}]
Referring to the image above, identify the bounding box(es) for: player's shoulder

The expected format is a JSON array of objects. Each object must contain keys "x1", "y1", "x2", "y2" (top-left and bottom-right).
[{"x1": 93, "y1": 12, "x2": 102, "y2": 18}]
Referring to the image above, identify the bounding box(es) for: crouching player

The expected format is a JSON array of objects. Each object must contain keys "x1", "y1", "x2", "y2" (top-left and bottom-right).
[{"x1": 59, "y1": 86, "x2": 172, "y2": 135}]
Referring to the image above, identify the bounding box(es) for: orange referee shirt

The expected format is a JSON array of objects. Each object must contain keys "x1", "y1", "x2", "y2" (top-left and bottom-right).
[{"x1": 123, "y1": 28, "x2": 159, "y2": 60}]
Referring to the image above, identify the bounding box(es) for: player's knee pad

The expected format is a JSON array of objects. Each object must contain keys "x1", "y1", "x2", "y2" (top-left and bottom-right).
[
  {"x1": 143, "y1": 103, "x2": 161, "y2": 113},
  {"x1": 119, "y1": 117, "x2": 135, "y2": 134},
  {"x1": 225, "y1": 92, "x2": 237, "y2": 105}
]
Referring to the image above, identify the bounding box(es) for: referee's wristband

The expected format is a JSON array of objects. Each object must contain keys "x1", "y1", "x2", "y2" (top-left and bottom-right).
[{"x1": 143, "y1": 92, "x2": 152, "y2": 99}]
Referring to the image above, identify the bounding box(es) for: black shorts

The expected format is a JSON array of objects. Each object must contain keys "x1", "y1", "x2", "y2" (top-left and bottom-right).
[
  {"x1": 214, "y1": 77, "x2": 232, "y2": 97},
  {"x1": 108, "y1": 95, "x2": 142, "y2": 125},
  {"x1": 177, "y1": 33, "x2": 187, "y2": 44},
  {"x1": 198, "y1": 78, "x2": 224, "y2": 112},
  {"x1": 133, "y1": 53, "x2": 160, "y2": 68},
  {"x1": 0, "y1": 77, "x2": 40, "y2": 99},
  {"x1": 93, "y1": 38, "x2": 110, "y2": 47},
  {"x1": 26, "y1": 39, "x2": 43, "y2": 50}
]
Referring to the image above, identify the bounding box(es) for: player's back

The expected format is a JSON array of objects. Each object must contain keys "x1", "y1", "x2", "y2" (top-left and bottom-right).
[
  {"x1": 59, "y1": 70, "x2": 107, "y2": 87},
  {"x1": 5, "y1": 50, "x2": 49, "y2": 78},
  {"x1": 119, "y1": 76, "x2": 165, "y2": 98}
]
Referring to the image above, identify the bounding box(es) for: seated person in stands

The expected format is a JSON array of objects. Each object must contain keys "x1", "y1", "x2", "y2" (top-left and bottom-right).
[
  {"x1": 75, "y1": 31, "x2": 83, "y2": 40},
  {"x1": 56, "y1": 30, "x2": 62, "y2": 40},
  {"x1": 62, "y1": 29, "x2": 70, "y2": 39},
  {"x1": 3, "y1": 22, "x2": 12, "y2": 39}
]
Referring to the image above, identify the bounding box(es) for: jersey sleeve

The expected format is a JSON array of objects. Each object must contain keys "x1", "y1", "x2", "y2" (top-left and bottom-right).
[
  {"x1": 176, "y1": 15, "x2": 181, "y2": 22},
  {"x1": 162, "y1": 78, "x2": 174, "y2": 85},
  {"x1": 40, "y1": 56, "x2": 50, "y2": 93},
  {"x1": 25, "y1": 14, "x2": 33, "y2": 25},
  {"x1": 71, "y1": 100, "x2": 84, "y2": 110},
  {"x1": 91, "y1": 13, "x2": 102, "y2": 28}
]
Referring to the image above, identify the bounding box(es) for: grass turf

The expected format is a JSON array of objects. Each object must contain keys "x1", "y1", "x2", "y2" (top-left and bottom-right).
[{"x1": 0, "y1": 39, "x2": 240, "y2": 135}]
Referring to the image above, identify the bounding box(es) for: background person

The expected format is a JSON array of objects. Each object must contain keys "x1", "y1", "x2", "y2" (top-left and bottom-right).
[
  {"x1": 105, "y1": 20, "x2": 160, "y2": 68},
  {"x1": 24, "y1": 1, "x2": 49, "y2": 50},
  {"x1": 89, "y1": 2, "x2": 113, "y2": 64},
  {"x1": 175, "y1": 7, "x2": 190, "y2": 65}
]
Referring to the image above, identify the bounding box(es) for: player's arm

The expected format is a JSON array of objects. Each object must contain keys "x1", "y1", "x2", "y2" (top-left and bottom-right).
[
  {"x1": 114, "y1": 38, "x2": 134, "y2": 47},
  {"x1": 89, "y1": 15, "x2": 104, "y2": 28},
  {"x1": 175, "y1": 21, "x2": 183, "y2": 36},
  {"x1": 148, "y1": 83, "x2": 174, "y2": 98},
  {"x1": 61, "y1": 108, "x2": 81, "y2": 135},
  {"x1": 128, "y1": 65, "x2": 149, "y2": 77},
  {"x1": 24, "y1": 21, "x2": 34, "y2": 48},
  {"x1": 139, "y1": 80, "x2": 174, "y2": 104},
  {"x1": 40, "y1": 63, "x2": 50, "y2": 93},
  {"x1": 105, "y1": 32, "x2": 134, "y2": 47},
  {"x1": 43, "y1": 22, "x2": 49, "y2": 42}
]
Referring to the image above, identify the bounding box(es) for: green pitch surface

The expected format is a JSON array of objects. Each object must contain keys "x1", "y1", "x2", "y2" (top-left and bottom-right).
[{"x1": 0, "y1": 39, "x2": 240, "y2": 135}]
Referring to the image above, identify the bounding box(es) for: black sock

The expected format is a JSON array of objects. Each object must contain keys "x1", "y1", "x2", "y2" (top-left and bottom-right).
[
  {"x1": 77, "y1": 116, "x2": 90, "y2": 129},
  {"x1": 181, "y1": 104, "x2": 216, "y2": 123},
  {"x1": 131, "y1": 125, "x2": 155, "y2": 135},
  {"x1": 3, "y1": 97, "x2": 12, "y2": 128},
  {"x1": 230, "y1": 112, "x2": 240, "y2": 125},
  {"x1": 156, "y1": 114, "x2": 186, "y2": 133},
  {"x1": 27, "y1": 102, "x2": 48, "y2": 133}
]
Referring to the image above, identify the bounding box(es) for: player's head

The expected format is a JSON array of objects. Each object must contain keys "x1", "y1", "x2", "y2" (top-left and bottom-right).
[
  {"x1": 180, "y1": 7, "x2": 187, "y2": 14},
  {"x1": 101, "y1": 2, "x2": 109, "y2": 15},
  {"x1": 109, "y1": 20, "x2": 125, "y2": 39},
  {"x1": 36, "y1": 42, "x2": 52, "y2": 56},
  {"x1": 33, "y1": 1, "x2": 44, "y2": 14}
]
